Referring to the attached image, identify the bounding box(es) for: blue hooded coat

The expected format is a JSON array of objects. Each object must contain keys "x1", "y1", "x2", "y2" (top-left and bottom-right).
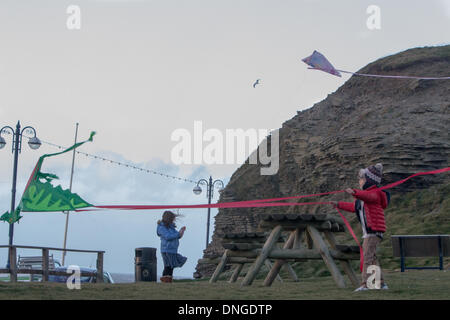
[{"x1": 157, "y1": 222, "x2": 181, "y2": 254}]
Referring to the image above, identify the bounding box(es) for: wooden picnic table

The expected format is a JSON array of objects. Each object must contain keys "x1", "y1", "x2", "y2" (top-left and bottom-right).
[{"x1": 238, "y1": 213, "x2": 360, "y2": 288}]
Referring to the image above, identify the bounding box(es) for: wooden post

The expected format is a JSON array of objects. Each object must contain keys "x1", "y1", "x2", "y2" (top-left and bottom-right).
[
  {"x1": 306, "y1": 231, "x2": 314, "y2": 249},
  {"x1": 267, "y1": 248, "x2": 358, "y2": 260},
  {"x1": 324, "y1": 231, "x2": 359, "y2": 287},
  {"x1": 265, "y1": 259, "x2": 282, "y2": 282},
  {"x1": 286, "y1": 228, "x2": 302, "y2": 282},
  {"x1": 42, "y1": 248, "x2": 49, "y2": 282},
  {"x1": 228, "y1": 264, "x2": 244, "y2": 283},
  {"x1": 264, "y1": 229, "x2": 296, "y2": 286},
  {"x1": 293, "y1": 228, "x2": 303, "y2": 249},
  {"x1": 228, "y1": 257, "x2": 255, "y2": 264},
  {"x1": 227, "y1": 250, "x2": 258, "y2": 258},
  {"x1": 282, "y1": 263, "x2": 299, "y2": 282},
  {"x1": 9, "y1": 246, "x2": 17, "y2": 283},
  {"x1": 96, "y1": 252, "x2": 104, "y2": 283},
  {"x1": 241, "y1": 225, "x2": 282, "y2": 287},
  {"x1": 307, "y1": 226, "x2": 346, "y2": 288},
  {"x1": 210, "y1": 249, "x2": 229, "y2": 283},
  {"x1": 198, "y1": 256, "x2": 255, "y2": 265}
]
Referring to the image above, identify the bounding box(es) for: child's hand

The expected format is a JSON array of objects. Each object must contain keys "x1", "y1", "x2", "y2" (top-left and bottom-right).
[
  {"x1": 345, "y1": 188, "x2": 355, "y2": 195},
  {"x1": 180, "y1": 226, "x2": 186, "y2": 232}
]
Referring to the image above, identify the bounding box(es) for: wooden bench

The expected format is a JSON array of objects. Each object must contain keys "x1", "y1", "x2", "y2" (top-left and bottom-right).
[
  {"x1": 18, "y1": 255, "x2": 60, "y2": 269},
  {"x1": 17, "y1": 255, "x2": 60, "y2": 281},
  {"x1": 391, "y1": 235, "x2": 450, "y2": 272}
]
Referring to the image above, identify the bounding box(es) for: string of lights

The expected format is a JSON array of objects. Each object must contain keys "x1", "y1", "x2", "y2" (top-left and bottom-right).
[{"x1": 18, "y1": 135, "x2": 213, "y2": 187}]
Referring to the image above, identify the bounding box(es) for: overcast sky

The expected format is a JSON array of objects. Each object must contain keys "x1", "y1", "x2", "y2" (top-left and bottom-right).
[{"x1": 0, "y1": 0, "x2": 449, "y2": 278}]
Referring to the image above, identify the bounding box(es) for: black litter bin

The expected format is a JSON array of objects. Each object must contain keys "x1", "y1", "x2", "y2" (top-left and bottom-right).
[{"x1": 135, "y1": 247, "x2": 157, "y2": 282}]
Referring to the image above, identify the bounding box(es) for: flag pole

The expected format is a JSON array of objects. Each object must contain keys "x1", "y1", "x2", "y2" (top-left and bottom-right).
[{"x1": 62, "y1": 122, "x2": 79, "y2": 266}]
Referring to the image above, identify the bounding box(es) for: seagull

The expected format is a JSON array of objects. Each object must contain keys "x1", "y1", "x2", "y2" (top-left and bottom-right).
[{"x1": 253, "y1": 79, "x2": 261, "y2": 88}]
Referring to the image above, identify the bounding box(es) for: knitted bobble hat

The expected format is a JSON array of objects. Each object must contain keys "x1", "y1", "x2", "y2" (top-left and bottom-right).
[{"x1": 362, "y1": 163, "x2": 383, "y2": 185}]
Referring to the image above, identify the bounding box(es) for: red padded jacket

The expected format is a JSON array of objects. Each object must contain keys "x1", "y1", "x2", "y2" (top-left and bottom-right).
[{"x1": 337, "y1": 185, "x2": 388, "y2": 233}]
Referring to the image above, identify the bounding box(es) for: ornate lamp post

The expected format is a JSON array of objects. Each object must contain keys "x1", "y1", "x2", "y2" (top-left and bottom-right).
[
  {"x1": 193, "y1": 176, "x2": 224, "y2": 249},
  {"x1": 0, "y1": 121, "x2": 41, "y2": 267}
]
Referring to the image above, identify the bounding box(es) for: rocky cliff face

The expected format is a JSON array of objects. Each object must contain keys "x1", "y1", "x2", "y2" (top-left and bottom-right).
[{"x1": 195, "y1": 46, "x2": 450, "y2": 277}]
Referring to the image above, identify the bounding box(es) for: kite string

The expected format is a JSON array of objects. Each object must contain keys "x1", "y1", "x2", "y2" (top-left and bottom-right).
[{"x1": 337, "y1": 69, "x2": 450, "y2": 80}]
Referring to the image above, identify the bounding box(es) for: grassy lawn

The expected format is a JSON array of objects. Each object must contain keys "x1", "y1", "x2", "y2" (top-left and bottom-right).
[{"x1": 0, "y1": 269, "x2": 448, "y2": 300}]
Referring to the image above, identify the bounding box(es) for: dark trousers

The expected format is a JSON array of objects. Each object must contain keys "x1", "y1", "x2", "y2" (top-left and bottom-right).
[{"x1": 163, "y1": 266, "x2": 173, "y2": 276}]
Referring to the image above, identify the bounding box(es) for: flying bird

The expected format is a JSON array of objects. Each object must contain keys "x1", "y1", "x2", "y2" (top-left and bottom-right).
[{"x1": 253, "y1": 79, "x2": 261, "y2": 88}]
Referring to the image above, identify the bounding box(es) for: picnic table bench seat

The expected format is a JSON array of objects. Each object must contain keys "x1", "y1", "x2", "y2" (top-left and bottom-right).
[{"x1": 258, "y1": 213, "x2": 346, "y2": 232}]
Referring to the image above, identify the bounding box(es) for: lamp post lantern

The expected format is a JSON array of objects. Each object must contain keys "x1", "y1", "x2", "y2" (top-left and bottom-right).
[
  {"x1": 0, "y1": 121, "x2": 41, "y2": 268},
  {"x1": 193, "y1": 176, "x2": 224, "y2": 249}
]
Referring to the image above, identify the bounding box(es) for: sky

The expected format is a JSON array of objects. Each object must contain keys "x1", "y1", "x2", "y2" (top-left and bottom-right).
[{"x1": 0, "y1": 0, "x2": 449, "y2": 278}]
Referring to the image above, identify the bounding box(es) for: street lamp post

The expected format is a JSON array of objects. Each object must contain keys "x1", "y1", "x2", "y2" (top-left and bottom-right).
[
  {"x1": 193, "y1": 176, "x2": 224, "y2": 249},
  {"x1": 0, "y1": 121, "x2": 41, "y2": 267}
]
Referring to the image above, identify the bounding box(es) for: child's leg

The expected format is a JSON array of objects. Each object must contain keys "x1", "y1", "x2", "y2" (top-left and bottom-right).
[
  {"x1": 372, "y1": 243, "x2": 385, "y2": 285},
  {"x1": 163, "y1": 266, "x2": 173, "y2": 276},
  {"x1": 361, "y1": 238, "x2": 369, "y2": 286},
  {"x1": 362, "y1": 237, "x2": 382, "y2": 287}
]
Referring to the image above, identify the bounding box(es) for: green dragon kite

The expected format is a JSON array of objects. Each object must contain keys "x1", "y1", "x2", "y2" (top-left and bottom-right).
[{"x1": 1, "y1": 132, "x2": 96, "y2": 224}]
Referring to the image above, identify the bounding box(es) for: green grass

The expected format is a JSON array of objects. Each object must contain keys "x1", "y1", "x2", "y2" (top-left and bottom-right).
[{"x1": 0, "y1": 270, "x2": 448, "y2": 300}]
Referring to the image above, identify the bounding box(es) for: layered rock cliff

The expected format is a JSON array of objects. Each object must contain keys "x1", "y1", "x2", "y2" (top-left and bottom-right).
[{"x1": 195, "y1": 45, "x2": 450, "y2": 277}]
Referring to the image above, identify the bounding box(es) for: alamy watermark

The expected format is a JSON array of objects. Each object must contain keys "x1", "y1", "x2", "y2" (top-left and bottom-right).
[
  {"x1": 171, "y1": 121, "x2": 279, "y2": 175},
  {"x1": 366, "y1": 265, "x2": 381, "y2": 289},
  {"x1": 66, "y1": 265, "x2": 81, "y2": 290},
  {"x1": 366, "y1": 5, "x2": 381, "y2": 30},
  {"x1": 67, "y1": 5, "x2": 81, "y2": 30}
]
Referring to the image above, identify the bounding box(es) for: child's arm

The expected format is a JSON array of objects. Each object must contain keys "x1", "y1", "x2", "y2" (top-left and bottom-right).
[
  {"x1": 157, "y1": 225, "x2": 180, "y2": 240},
  {"x1": 336, "y1": 201, "x2": 356, "y2": 213},
  {"x1": 179, "y1": 226, "x2": 186, "y2": 239},
  {"x1": 352, "y1": 189, "x2": 379, "y2": 203}
]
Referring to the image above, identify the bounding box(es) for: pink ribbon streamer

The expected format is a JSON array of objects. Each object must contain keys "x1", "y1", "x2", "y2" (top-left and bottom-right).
[
  {"x1": 76, "y1": 166, "x2": 448, "y2": 272},
  {"x1": 80, "y1": 167, "x2": 449, "y2": 211}
]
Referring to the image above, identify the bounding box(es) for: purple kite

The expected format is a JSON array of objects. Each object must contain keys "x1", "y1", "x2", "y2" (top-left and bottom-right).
[{"x1": 301, "y1": 50, "x2": 341, "y2": 77}]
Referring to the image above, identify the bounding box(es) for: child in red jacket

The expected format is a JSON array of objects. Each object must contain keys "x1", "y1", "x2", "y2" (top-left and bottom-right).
[{"x1": 332, "y1": 163, "x2": 390, "y2": 291}]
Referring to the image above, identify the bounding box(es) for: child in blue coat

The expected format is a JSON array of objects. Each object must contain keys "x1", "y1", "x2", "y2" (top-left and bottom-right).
[{"x1": 157, "y1": 210, "x2": 187, "y2": 283}]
